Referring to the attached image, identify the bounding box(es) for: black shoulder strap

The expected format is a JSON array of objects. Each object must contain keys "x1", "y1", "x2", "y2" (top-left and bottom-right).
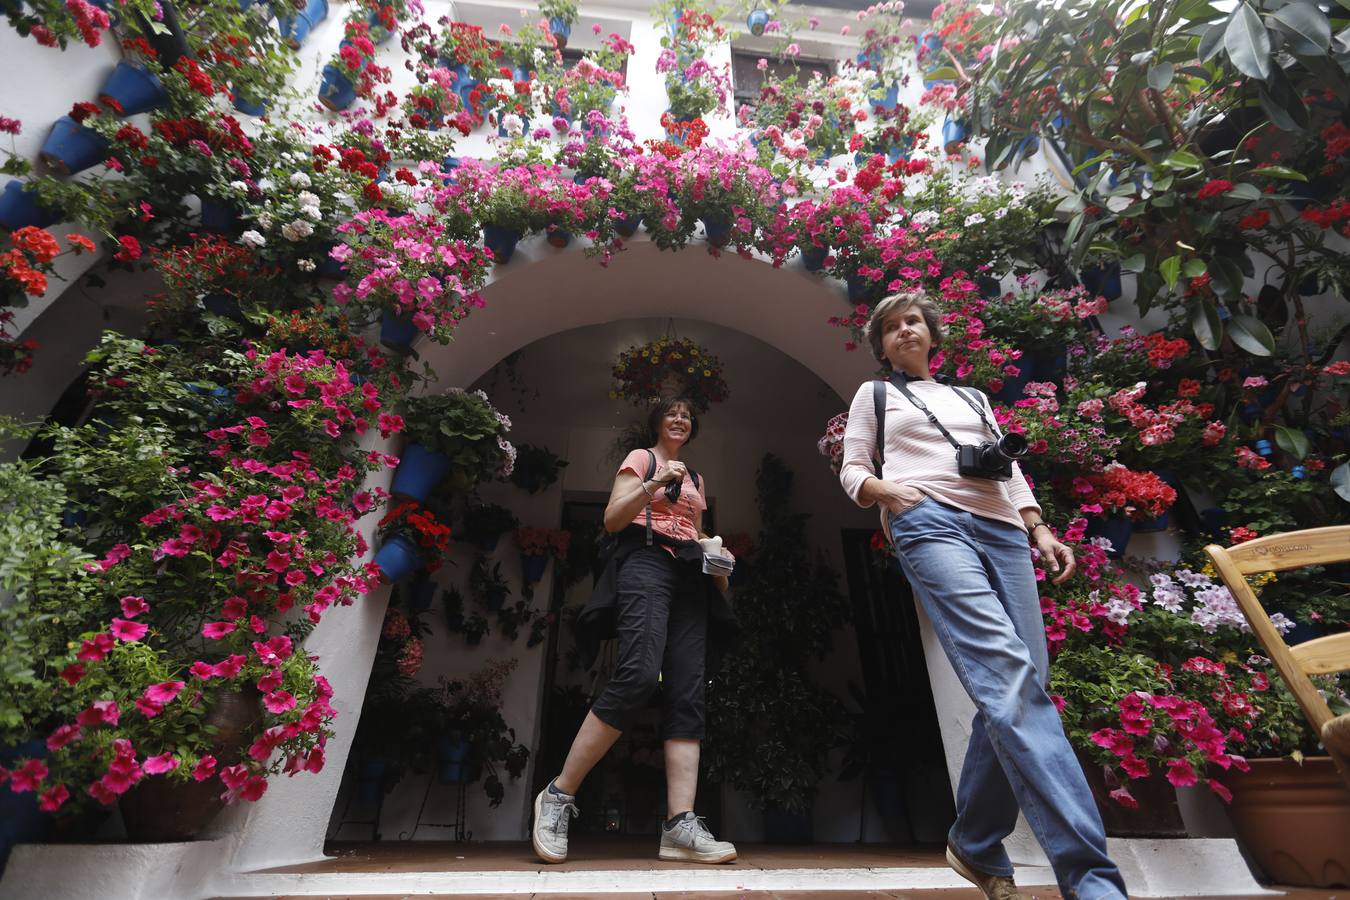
[
  {"x1": 872, "y1": 380, "x2": 887, "y2": 476},
  {"x1": 645, "y1": 449, "x2": 658, "y2": 480},
  {"x1": 644, "y1": 450, "x2": 656, "y2": 546}
]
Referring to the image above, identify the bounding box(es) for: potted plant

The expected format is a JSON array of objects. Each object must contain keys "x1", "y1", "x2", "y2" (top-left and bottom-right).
[
  {"x1": 460, "y1": 501, "x2": 520, "y2": 553},
  {"x1": 426, "y1": 659, "x2": 529, "y2": 804},
  {"x1": 610, "y1": 335, "x2": 729, "y2": 413},
  {"x1": 512, "y1": 526, "x2": 569, "y2": 583},
  {"x1": 396, "y1": 389, "x2": 515, "y2": 499},
  {"x1": 374, "y1": 500, "x2": 452, "y2": 583},
  {"x1": 469, "y1": 556, "x2": 511, "y2": 613},
  {"x1": 1079, "y1": 463, "x2": 1178, "y2": 556},
  {"x1": 538, "y1": 0, "x2": 576, "y2": 48},
  {"x1": 508, "y1": 443, "x2": 568, "y2": 494}
]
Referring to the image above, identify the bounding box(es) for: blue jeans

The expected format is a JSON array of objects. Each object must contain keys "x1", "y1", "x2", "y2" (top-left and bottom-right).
[{"x1": 888, "y1": 497, "x2": 1126, "y2": 900}]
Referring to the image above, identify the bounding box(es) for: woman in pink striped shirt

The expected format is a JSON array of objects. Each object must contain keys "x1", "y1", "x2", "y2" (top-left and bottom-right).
[{"x1": 839, "y1": 292, "x2": 1125, "y2": 900}]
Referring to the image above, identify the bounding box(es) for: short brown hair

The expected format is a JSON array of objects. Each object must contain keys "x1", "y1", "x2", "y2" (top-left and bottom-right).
[
  {"x1": 646, "y1": 397, "x2": 699, "y2": 444},
  {"x1": 864, "y1": 291, "x2": 945, "y2": 369}
]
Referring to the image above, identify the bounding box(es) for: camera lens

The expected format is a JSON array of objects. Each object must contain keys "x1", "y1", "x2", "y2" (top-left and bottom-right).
[{"x1": 997, "y1": 432, "x2": 1028, "y2": 460}]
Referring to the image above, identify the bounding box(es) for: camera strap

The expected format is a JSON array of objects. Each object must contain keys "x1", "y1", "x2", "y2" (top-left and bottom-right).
[{"x1": 887, "y1": 374, "x2": 1001, "y2": 448}]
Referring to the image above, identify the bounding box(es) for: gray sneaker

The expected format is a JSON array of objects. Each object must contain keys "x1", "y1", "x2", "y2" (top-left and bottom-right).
[
  {"x1": 531, "y1": 781, "x2": 578, "y2": 864},
  {"x1": 658, "y1": 811, "x2": 737, "y2": 863}
]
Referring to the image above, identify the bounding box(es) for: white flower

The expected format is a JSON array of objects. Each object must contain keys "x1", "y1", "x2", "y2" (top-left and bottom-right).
[
  {"x1": 229, "y1": 180, "x2": 248, "y2": 193},
  {"x1": 992, "y1": 206, "x2": 1008, "y2": 220},
  {"x1": 240, "y1": 230, "x2": 266, "y2": 248},
  {"x1": 281, "y1": 219, "x2": 314, "y2": 241},
  {"x1": 256, "y1": 213, "x2": 272, "y2": 230},
  {"x1": 290, "y1": 171, "x2": 312, "y2": 188},
  {"x1": 297, "y1": 190, "x2": 321, "y2": 208},
  {"x1": 501, "y1": 113, "x2": 524, "y2": 138},
  {"x1": 297, "y1": 258, "x2": 316, "y2": 272},
  {"x1": 301, "y1": 205, "x2": 322, "y2": 221},
  {"x1": 964, "y1": 212, "x2": 986, "y2": 227}
]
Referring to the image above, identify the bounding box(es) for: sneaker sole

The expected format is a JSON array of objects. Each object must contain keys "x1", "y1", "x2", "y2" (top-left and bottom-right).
[
  {"x1": 531, "y1": 791, "x2": 567, "y2": 864},
  {"x1": 658, "y1": 845, "x2": 737, "y2": 864},
  {"x1": 945, "y1": 845, "x2": 1000, "y2": 899}
]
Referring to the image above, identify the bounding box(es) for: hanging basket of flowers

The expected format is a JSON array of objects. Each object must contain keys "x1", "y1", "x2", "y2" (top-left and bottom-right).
[{"x1": 610, "y1": 336, "x2": 728, "y2": 413}]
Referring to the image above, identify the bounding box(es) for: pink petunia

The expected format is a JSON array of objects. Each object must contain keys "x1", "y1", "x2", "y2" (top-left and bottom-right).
[
  {"x1": 119, "y1": 595, "x2": 148, "y2": 618},
  {"x1": 76, "y1": 699, "x2": 120, "y2": 728},
  {"x1": 77, "y1": 632, "x2": 115, "y2": 661},
  {"x1": 46, "y1": 724, "x2": 83, "y2": 751},
  {"x1": 144, "y1": 681, "x2": 185, "y2": 704},
  {"x1": 192, "y1": 755, "x2": 218, "y2": 782},
  {"x1": 221, "y1": 596, "x2": 248, "y2": 618},
  {"x1": 1165, "y1": 758, "x2": 1198, "y2": 788},
  {"x1": 142, "y1": 753, "x2": 179, "y2": 775},
  {"x1": 10, "y1": 759, "x2": 48, "y2": 792},
  {"x1": 263, "y1": 690, "x2": 297, "y2": 714},
  {"x1": 1108, "y1": 786, "x2": 1138, "y2": 808},
  {"x1": 202, "y1": 621, "x2": 237, "y2": 640},
  {"x1": 38, "y1": 784, "x2": 70, "y2": 812},
  {"x1": 110, "y1": 618, "x2": 148, "y2": 642}
]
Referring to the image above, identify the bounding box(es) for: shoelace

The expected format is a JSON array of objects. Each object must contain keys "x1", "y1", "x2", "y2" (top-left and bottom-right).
[{"x1": 548, "y1": 799, "x2": 579, "y2": 835}]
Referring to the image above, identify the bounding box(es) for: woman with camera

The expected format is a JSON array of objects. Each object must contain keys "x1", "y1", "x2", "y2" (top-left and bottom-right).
[
  {"x1": 838, "y1": 292, "x2": 1126, "y2": 900},
  {"x1": 531, "y1": 397, "x2": 737, "y2": 867}
]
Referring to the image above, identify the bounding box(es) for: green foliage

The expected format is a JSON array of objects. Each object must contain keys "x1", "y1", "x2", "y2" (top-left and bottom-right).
[
  {"x1": 509, "y1": 443, "x2": 568, "y2": 494},
  {"x1": 704, "y1": 454, "x2": 850, "y2": 812},
  {"x1": 402, "y1": 389, "x2": 515, "y2": 491}
]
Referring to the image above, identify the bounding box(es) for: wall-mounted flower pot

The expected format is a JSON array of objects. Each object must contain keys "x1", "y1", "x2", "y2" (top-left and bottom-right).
[
  {"x1": 98, "y1": 61, "x2": 168, "y2": 116},
  {"x1": 548, "y1": 16, "x2": 571, "y2": 48},
  {"x1": 367, "y1": 7, "x2": 393, "y2": 43},
  {"x1": 941, "y1": 118, "x2": 968, "y2": 155},
  {"x1": 390, "y1": 442, "x2": 452, "y2": 503},
  {"x1": 746, "y1": 7, "x2": 768, "y2": 35},
  {"x1": 496, "y1": 109, "x2": 529, "y2": 138},
  {"x1": 39, "y1": 116, "x2": 111, "y2": 177},
  {"x1": 799, "y1": 243, "x2": 828, "y2": 271},
  {"x1": 434, "y1": 737, "x2": 471, "y2": 784},
  {"x1": 1086, "y1": 516, "x2": 1132, "y2": 558},
  {"x1": 373, "y1": 533, "x2": 423, "y2": 584},
  {"x1": 356, "y1": 758, "x2": 388, "y2": 804},
  {"x1": 482, "y1": 223, "x2": 521, "y2": 263},
  {"x1": 232, "y1": 89, "x2": 267, "y2": 116},
  {"x1": 199, "y1": 199, "x2": 240, "y2": 234},
  {"x1": 846, "y1": 273, "x2": 883, "y2": 303},
  {"x1": 380, "y1": 310, "x2": 418, "y2": 351},
  {"x1": 406, "y1": 572, "x2": 437, "y2": 612},
  {"x1": 203, "y1": 292, "x2": 243, "y2": 320},
  {"x1": 854, "y1": 46, "x2": 883, "y2": 70},
  {"x1": 701, "y1": 216, "x2": 730, "y2": 248},
  {"x1": 614, "y1": 211, "x2": 643, "y2": 238},
  {"x1": 521, "y1": 553, "x2": 549, "y2": 584},
  {"x1": 876, "y1": 80, "x2": 900, "y2": 111},
  {"x1": 918, "y1": 30, "x2": 943, "y2": 57},
  {"x1": 318, "y1": 64, "x2": 356, "y2": 111},
  {"x1": 546, "y1": 227, "x2": 572, "y2": 248},
  {"x1": 0, "y1": 742, "x2": 51, "y2": 872},
  {"x1": 1080, "y1": 262, "x2": 1122, "y2": 301},
  {"x1": 276, "y1": 0, "x2": 327, "y2": 48},
  {"x1": 0, "y1": 180, "x2": 60, "y2": 230},
  {"x1": 1132, "y1": 471, "x2": 1177, "y2": 533}
]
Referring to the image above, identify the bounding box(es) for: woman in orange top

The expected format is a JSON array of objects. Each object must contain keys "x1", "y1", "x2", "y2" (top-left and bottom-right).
[{"x1": 530, "y1": 398, "x2": 737, "y2": 866}]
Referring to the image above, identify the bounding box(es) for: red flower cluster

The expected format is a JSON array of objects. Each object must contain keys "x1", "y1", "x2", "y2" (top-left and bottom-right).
[
  {"x1": 1080, "y1": 463, "x2": 1177, "y2": 521},
  {"x1": 1195, "y1": 179, "x2": 1233, "y2": 200},
  {"x1": 514, "y1": 527, "x2": 571, "y2": 559}
]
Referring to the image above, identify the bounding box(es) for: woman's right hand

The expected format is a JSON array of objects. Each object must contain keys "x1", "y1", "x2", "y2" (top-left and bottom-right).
[
  {"x1": 878, "y1": 482, "x2": 926, "y2": 515},
  {"x1": 654, "y1": 459, "x2": 687, "y2": 484}
]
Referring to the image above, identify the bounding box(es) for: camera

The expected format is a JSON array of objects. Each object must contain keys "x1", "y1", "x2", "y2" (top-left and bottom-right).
[{"x1": 956, "y1": 432, "x2": 1028, "y2": 481}]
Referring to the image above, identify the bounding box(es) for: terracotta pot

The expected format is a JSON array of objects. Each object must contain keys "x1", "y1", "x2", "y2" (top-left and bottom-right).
[
  {"x1": 1077, "y1": 753, "x2": 1186, "y2": 837},
  {"x1": 1225, "y1": 756, "x2": 1350, "y2": 888},
  {"x1": 119, "y1": 686, "x2": 262, "y2": 842}
]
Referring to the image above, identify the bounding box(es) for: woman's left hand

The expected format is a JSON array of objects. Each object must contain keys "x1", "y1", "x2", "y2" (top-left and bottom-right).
[{"x1": 1034, "y1": 531, "x2": 1076, "y2": 585}]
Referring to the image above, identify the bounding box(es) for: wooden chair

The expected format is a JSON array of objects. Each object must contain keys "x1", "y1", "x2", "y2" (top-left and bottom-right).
[{"x1": 1204, "y1": 526, "x2": 1350, "y2": 789}]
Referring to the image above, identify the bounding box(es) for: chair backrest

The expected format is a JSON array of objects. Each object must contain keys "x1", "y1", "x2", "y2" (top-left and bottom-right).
[{"x1": 1204, "y1": 526, "x2": 1350, "y2": 739}]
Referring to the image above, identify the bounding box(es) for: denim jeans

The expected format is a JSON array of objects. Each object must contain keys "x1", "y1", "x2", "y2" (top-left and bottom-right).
[{"x1": 888, "y1": 497, "x2": 1127, "y2": 900}]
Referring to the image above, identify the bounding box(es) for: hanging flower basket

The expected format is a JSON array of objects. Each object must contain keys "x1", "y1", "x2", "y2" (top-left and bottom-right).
[
  {"x1": 389, "y1": 442, "x2": 453, "y2": 503},
  {"x1": 39, "y1": 116, "x2": 110, "y2": 178},
  {"x1": 0, "y1": 180, "x2": 59, "y2": 230},
  {"x1": 548, "y1": 16, "x2": 571, "y2": 48},
  {"x1": 481, "y1": 223, "x2": 522, "y2": 263},
  {"x1": 98, "y1": 61, "x2": 168, "y2": 117},
  {"x1": 318, "y1": 64, "x2": 357, "y2": 111},
  {"x1": 746, "y1": 7, "x2": 768, "y2": 35},
  {"x1": 611, "y1": 336, "x2": 729, "y2": 412}
]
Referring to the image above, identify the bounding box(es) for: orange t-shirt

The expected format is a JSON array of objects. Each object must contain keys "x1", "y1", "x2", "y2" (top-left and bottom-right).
[{"x1": 619, "y1": 448, "x2": 706, "y2": 544}]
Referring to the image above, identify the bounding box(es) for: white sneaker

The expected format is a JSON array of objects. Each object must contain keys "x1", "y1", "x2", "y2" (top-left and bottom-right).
[
  {"x1": 658, "y1": 811, "x2": 737, "y2": 863},
  {"x1": 531, "y1": 781, "x2": 578, "y2": 864}
]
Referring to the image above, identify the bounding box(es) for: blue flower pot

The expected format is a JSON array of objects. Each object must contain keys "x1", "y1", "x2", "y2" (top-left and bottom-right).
[
  {"x1": 511, "y1": 65, "x2": 530, "y2": 83},
  {"x1": 435, "y1": 737, "x2": 471, "y2": 784},
  {"x1": 799, "y1": 244, "x2": 828, "y2": 271},
  {"x1": 390, "y1": 442, "x2": 452, "y2": 502},
  {"x1": 846, "y1": 273, "x2": 883, "y2": 303},
  {"x1": 374, "y1": 533, "x2": 423, "y2": 584},
  {"x1": 232, "y1": 90, "x2": 267, "y2": 116},
  {"x1": 1133, "y1": 470, "x2": 1177, "y2": 533},
  {"x1": 1079, "y1": 263, "x2": 1122, "y2": 301},
  {"x1": 521, "y1": 552, "x2": 549, "y2": 584},
  {"x1": 546, "y1": 227, "x2": 572, "y2": 248},
  {"x1": 98, "y1": 61, "x2": 168, "y2": 116},
  {"x1": 318, "y1": 241, "x2": 344, "y2": 276},
  {"x1": 407, "y1": 572, "x2": 437, "y2": 612},
  {"x1": 496, "y1": 110, "x2": 530, "y2": 138},
  {"x1": 994, "y1": 365, "x2": 1033, "y2": 405},
  {"x1": 482, "y1": 223, "x2": 521, "y2": 263},
  {"x1": 0, "y1": 180, "x2": 59, "y2": 230},
  {"x1": 1087, "y1": 516, "x2": 1132, "y2": 558},
  {"x1": 39, "y1": 116, "x2": 110, "y2": 177},
  {"x1": 746, "y1": 8, "x2": 768, "y2": 35},
  {"x1": 941, "y1": 118, "x2": 968, "y2": 154},
  {"x1": 380, "y1": 310, "x2": 418, "y2": 350},
  {"x1": 367, "y1": 7, "x2": 393, "y2": 43},
  {"x1": 318, "y1": 64, "x2": 356, "y2": 111},
  {"x1": 919, "y1": 30, "x2": 943, "y2": 56},
  {"x1": 548, "y1": 16, "x2": 571, "y2": 48},
  {"x1": 356, "y1": 757, "x2": 387, "y2": 804},
  {"x1": 701, "y1": 216, "x2": 731, "y2": 247},
  {"x1": 614, "y1": 211, "x2": 643, "y2": 238},
  {"x1": 876, "y1": 80, "x2": 900, "y2": 111},
  {"x1": 277, "y1": 0, "x2": 327, "y2": 47},
  {"x1": 854, "y1": 46, "x2": 883, "y2": 70},
  {"x1": 199, "y1": 200, "x2": 240, "y2": 234},
  {"x1": 0, "y1": 742, "x2": 51, "y2": 873}
]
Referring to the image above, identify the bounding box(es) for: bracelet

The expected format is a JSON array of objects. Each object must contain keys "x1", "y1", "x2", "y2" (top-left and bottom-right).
[
  {"x1": 1030, "y1": 521, "x2": 1052, "y2": 534},
  {"x1": 640, "y1": 480, "x2": 656, "y2": 500}
]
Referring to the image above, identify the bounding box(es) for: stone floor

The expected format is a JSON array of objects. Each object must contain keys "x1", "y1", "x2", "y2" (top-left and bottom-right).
[{"x1": 206, "y1": 839, "x2": 1343, "y2": 899}]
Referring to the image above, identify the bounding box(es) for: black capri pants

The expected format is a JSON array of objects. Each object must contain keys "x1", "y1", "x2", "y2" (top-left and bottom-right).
[{"x1": 590, "y1": 546, "x2": 710, "y2": 740}]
